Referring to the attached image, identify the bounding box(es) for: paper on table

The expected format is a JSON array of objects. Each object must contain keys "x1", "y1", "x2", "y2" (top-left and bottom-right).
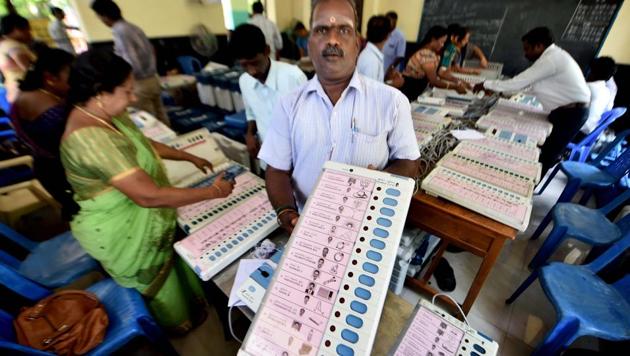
[
  {"x1": 450, "y1": 129, "x2": 485, "y2": 140},
  {"x1": 228, "y1": 259, "x2": 266, "y2": 307}
]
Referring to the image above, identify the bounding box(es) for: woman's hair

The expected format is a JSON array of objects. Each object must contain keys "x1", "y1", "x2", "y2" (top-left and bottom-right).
[
  {"x1": 1, "y1": 14, "x2": 29, "y2": 36},
  {"x1": 19, "y1": 48, "x2": 74, "y2": 91},
  {"x1": 67, "y1": 50, "x2": 132, "y2": 106},
  {"x1": 419, "y1": 25, "x2": 447, "y2": 48},
  {"x1": 448, "y1": 24, "x2": 470, "y2": 43}
]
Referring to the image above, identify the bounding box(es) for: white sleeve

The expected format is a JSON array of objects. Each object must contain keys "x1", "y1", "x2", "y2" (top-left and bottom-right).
[
  {"x1": 258, "y1": 99, "x2": 293, "y2": 170},
  {"x1": 387, "y1": 93, "x2": 421, "y2": 161},
  {"x1": 582, "y1": 86, "x2": 611, "y2": 134},
  {"x1": 357, "y1": 54, "x2": 380, "y2": 82},
  {"x1": 484, "y1": 56, "x2": 556, "y2": 93},
  {"x1": 273, "y1": 24, "x2": 283, "y2": 51}
]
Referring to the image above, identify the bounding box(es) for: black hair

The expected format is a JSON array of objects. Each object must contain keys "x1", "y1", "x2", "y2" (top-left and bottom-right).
[
  {"x1": 67, "y1": 50, "x2": 132, "y2": 106},
  {"x1": 385, "y1": 11, "x2": 398, "y2": 20},
  {"x1": 589, "y1": 56, "x2": 617, "y2": 81},
  {"x1": 229, "y1": 24, "x2": 267, "y2": 60},
  {"x1": 366, "y1": 15, "x2": 391, "y2": 44},
  {"x1": 91, "y1": 0, "x2": 122, "y2": 21},
  {"x1": 50, "y1": 7, "x2": 64, "y2": 17},
  {"x1": 419, "y1": 25, "x2": 447, "y2": 48},
  {"x1": 252, "y1": 1, "x2": 264, "y2": 14},
  {"x1": 311, "y1": 0, "x2": 359, "y2": 30},
  {"x1": 1, "y1": 14, "x2": 29, "y2": 36},
  {"x1": 294, "y1": 21, "x2": 306, "y2": 31},
  {"x1": 521, "y1": 27, "x2": 554, "y2": 47},
  {"x1": 19, "y1": 48, "x2": 74, "y2": 91},
  {"x1": 447, "y1": 24, "x2": 469, "y2": 41}
]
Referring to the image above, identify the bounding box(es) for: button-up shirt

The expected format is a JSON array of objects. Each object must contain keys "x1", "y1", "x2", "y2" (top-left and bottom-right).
[
  {"x1": 48, "y1": 20, "x2": 75, "y2": 54},
  {"x1": 357, "y1": 42, "x2": 385, "y2": 82},
  {"x1": 239, "y1": 59, "x2": 307, "y2": 141},
  {"x1": 112, "y1": 20, "x2": 156, "y2": 80},
  {"x1": 383, "y1": 28, "x2": 406, "y2": 70},
  {"x1": 582, "y1": 80, "x2": 614, "y2": 134},
  {"x1": 483, "y1": 44, "x2": 590, "y2": 111},
  {"x1": 248, "y1": 14, "x2": 283, "y2": 59},
  {"x1": 258, "y1": 71, "x2": 420, "y2": 210}
]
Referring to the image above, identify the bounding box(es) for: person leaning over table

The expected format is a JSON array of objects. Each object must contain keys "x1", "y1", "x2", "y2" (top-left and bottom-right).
[
  {"x1": 473, "y1": 27, "x2": 590, "y2": 176},
  {"x1": 400, "y1": 25, "x2": 469, "y2": 102},
  {"x1": 60, "y1": 49, "x2": 235, "y2": 334},
  {"x1": 258, "y1": 0, "x2": 420, "y2": 233}
]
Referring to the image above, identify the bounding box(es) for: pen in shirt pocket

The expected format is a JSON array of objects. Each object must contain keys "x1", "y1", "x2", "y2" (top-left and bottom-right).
[{"x1": 351, "y1": 117, "x2": 357, "y2": 143}]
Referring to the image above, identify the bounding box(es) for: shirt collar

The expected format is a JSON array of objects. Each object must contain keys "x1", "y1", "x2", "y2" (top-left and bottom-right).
[
  {"x1": 365, "y1": 42, "x2": 384, "y2": 61},
  {"x1": 306, "y1": 69, "x2": 363, "y2": 96},
  {"x1": 253, "y1": 59, "x2": 279, "y2": 90},
  {"x1": 541, "y1": 43, "x2": 557, "y2": 57}
]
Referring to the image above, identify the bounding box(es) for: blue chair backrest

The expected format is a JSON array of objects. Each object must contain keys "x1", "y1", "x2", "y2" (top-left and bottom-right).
[
  {"x1": 177, "y1": 56, "x2": 202, "y2": 75},
  {"x1": 0, "y1": 88, "x2": 9, "y2": 115},
  {"x1": 580, "y1": 108, "x2": 627, "y2": 147},
  {"x1": 600, "y1": 188, "x2": 630, "y2": 215},
  {"x1": 0, "y1": 261, "x2": 51, "y2": 302},
  {"x1": 587, "y1": 231, "x2": 630, "y2": 275},
  {"x1": 0, "y1": 222, "x2": 37, "y2": 252},
  {"x1": 591, "y1": 129, "x2": 630, "y2": 179},
  {"x1": 613, "y1": 274, "x2": 630, "y2": 305},
  {"x1": 0, "y1": 309, "x2": 15, "y2": 341}
]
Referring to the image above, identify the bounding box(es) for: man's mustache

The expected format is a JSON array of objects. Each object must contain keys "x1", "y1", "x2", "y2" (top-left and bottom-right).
[{"x1": 322, "y1": 46, "x2": 344, "y2": 57}]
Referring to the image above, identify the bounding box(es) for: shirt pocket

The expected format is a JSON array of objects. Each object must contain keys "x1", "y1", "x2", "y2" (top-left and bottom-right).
[{"x1": 352, "y1": 131, "x2": 389, "y2": 169}]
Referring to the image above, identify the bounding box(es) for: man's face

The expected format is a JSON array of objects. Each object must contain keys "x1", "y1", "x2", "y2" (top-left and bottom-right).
[
  {"x1": 308, "y1": 0, "x2": 360, "y2": 82},
  {"x1": 14, "y1": 26, "x2": 33, "y2": 44},
  {"x1": 522, "y1": 41, "x2": 545, "y2": 62},
  {"x1": 98, "y1": 15, "x2": 115, "y2": 27},
  {"x1": 238, "y1": 51, "x2": 270, "y2": 82}
]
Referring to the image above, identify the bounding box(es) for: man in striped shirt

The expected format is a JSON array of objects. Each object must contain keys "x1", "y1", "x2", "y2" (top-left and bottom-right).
[
  {"x1": 259, "y1": 0, "x2": 420, "y2": 233},
  {"x1": 91, "y1": 0, "x2": 169, "y2": 125}
]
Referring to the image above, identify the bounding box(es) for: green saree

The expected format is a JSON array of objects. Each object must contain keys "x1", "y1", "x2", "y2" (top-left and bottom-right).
[{"x1": 60, "y1": 114, "x2": 205, "y2": 332}]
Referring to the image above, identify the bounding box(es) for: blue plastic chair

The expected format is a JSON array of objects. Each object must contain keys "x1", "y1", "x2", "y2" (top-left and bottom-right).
[
  {"x1": 526, "y1": 188, "x2": 630, "y2": 270},
  {"x1": 565, "y1": 108, "x2": 627, "y2": 163},
  {"x1": 177, "y1": 55, "x2": 202, "y2": 75},
  {"x1": 506, "y1": 232, "x2": 630, "y2": 356},
  {"x1": 530, "y1": 130, "x2": 630, "y2": 241},
  {"x1": 0, "y1": 223, "x2": 100, "y2": 288},
  {"x1": 0, "y1": 263, "x2": 178, "y2": 356}
]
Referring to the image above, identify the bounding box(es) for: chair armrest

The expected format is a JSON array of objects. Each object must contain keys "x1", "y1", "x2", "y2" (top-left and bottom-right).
[{"x1": 0, "y1": 156, "x2": 33, "y2": 170}]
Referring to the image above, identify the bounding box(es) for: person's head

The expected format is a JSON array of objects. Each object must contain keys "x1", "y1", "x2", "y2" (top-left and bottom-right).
[
  {"x1": 521, "y1": 27, "x2": 554, "y2": 62},
  {"x1": 229, "y1": 24, "x2": 270, "y2": 82},
  {"x1": 587, "y1": 56, "x2": 617, "y2": 82},
  {"x1": 366, "y1": 15, "x2": 391, "y2": 45},
  {"x1": 67, "y1": 50, "x2": 134, "y2": 117},
  {"x1": 447, "y1": 24, "x2": 470, "y2": 48},
  {"x1": 91, "y1": 0, "x2": 122, "y2": 27},
  {"x1": 252, "y1": 1, "x2": 264, "y2": 14},
  {"x1": 20, "y1": 48, "x2": 74, "y2": 96},
  {"x1": 294, "y1": 21, "x2": 308, "y2": 37},
  {"x1": 309, "y1": 0, "x2": 360, "y2": 82},
  {"x1": 51, "y1": 7, "x2": 65, "y2": 20},
  {"x1": 1, "y1": 14, "x2": 32, "y2": 44},
  {"x1": 385, "y1": 11, "x2": 398, "y2": 28},
  {"x1": 419, "y1": 25, "x2": 447, "y2": 53}
]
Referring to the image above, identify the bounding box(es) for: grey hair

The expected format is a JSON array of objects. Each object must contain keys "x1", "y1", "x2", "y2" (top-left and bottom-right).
[{"x1": 310, "y1": 0, "x2": 359, "y2": 29}]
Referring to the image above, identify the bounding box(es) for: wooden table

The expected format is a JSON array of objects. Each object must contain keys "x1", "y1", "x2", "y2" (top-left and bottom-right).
[
  {"x1": 211, "y1": 230, "x2": 414, "y2": 355},
  {"x1": 405, "y1": 192, "x2": 517, "y2": 315}
]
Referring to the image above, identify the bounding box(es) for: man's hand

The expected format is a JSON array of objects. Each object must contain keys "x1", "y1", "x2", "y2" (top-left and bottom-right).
[
  {"x1": 278, "y1": 210, "x2": 300, "y2": 234},
  {"x1": 189, "y1": 156, "x2": 213, "y2": 173},
  {"x1": 386, "y1": 71, "x2": 404, "y2": 89},
  {"x1": 454, "y1": 82, "x2": 468, "y2": 94},
  {"x1": 472, "y1": 82, "x2": 485, "y2": 93},
  {"x1": 245, "y1": 132, "x2": 260, "y2": 158}
]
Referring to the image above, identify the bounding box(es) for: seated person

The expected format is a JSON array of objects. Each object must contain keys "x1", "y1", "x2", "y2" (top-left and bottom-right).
[
  {"x1": 575, "y1": 56, "x2": 617, "y2": 141},
  {"x1": 440, "y1": 24, "x2": 482, "y2": 75},
  {"x1": 294, "y1": 21, "x2": 309, "y2": 58},
  {"x1": 458, "y1": 24, "x2": 489, "y2": 69},
  {"x1": 60, "y1": 49, "x2": 235, "y2": 333},
  {"x1": 10, "y1": 48, "x2": 78, "y2": 220},
  {"x1": 400, "y1": 26, "x2": 468, "y2": 101},
  {"x1": 230, "y1": 24, "x2": 307, "y2": 167},
  {"x1": 357, "y1": 15, "x2": 392, "y2": 82}
]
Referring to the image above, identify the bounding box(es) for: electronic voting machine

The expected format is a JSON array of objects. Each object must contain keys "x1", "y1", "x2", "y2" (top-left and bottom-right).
[
  {"x1": 163, "y1": 128, "x2": 278, "y2": 280},
  {"x1": 239, "y1": 162, "x2": 415, "y2": 356}
]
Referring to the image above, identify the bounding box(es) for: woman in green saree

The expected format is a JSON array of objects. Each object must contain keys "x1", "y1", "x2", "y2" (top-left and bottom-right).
[{"x1": 60, "y1": 50, "x2": 235, "y2": 334}]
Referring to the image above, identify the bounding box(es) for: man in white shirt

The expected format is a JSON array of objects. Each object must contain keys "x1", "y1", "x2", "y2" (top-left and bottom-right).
[
  {"x1": 229, "y1": 24, "x2": 307, "y2": 165},
  {"x1": 383, "y1": 11, "x2": 406, "y2": 72},
  {"x1": 248, "y1": 1, "x2": 283, "y2": 60},
  {"x1": 357, "y1": 15, "x2": 391, "y2": 82},
  {"x1": 577, "y1": 56, "x2": 617, "y2": 139},
  {"x1": 258, "y1": 0, "x2": 420, "y2": 232},
  {"x1": 474, "y1": 27, "x2": 590, "y2": 175},
  {"x1": 48, "y1": 7, "x2": 77, "y2": 55}
]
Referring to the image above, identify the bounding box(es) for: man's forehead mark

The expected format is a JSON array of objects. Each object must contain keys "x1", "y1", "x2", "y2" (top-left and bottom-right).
[{"x1": 330, "y1": 16, "x2": 336, "y2": 23}]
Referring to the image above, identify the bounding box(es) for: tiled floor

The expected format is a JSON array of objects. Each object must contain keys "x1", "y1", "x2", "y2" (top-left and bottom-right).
[{"x1": 172, "y1": 168, "x2": 598, "y2": 355}]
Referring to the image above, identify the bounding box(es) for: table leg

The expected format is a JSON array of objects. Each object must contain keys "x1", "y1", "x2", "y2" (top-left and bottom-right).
[{"x1": 461, "y1": 238, "x2": 506, "y2": 314}]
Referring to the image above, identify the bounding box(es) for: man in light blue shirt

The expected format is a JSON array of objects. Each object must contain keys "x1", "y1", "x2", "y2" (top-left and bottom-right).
[
  {"x1": 229, "y1": 24, "x2": 307, "y2": 164},
  {"x1": 383, "y1": 11, "x2": 406, "y2": 72},
  {"x1": 259, "y1": 0, "x2": 420, "y2": 233},
  {"x1": 357, "y1": 15, "x2": 390, "y2": 82}
]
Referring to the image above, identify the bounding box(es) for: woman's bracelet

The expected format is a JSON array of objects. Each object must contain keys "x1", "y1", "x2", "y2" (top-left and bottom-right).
[{"x1": 276, "y1": 208, "x2": 298, "y2": 225}]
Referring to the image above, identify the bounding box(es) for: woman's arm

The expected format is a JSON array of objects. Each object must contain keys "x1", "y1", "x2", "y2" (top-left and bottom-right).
[
  {"x1": 151, "y1": 140, "x2": 213, "y2": 173},
  {"x1": 111, "y1": 169, "x2": 234, "y2": 208},
  {"x1": 427, "y1": 64, "x2": 468, "y2": 94}
]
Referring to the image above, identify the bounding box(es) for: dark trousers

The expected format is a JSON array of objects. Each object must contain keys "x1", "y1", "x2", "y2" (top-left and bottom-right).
[{"x1": 540, "y1": 106, "x2": 589, "y2": 175}]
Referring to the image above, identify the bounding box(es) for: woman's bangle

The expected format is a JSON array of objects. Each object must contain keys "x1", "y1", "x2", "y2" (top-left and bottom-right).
[{"x1": 276, "y1": 208, "x2": 298, "y2": 225}]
